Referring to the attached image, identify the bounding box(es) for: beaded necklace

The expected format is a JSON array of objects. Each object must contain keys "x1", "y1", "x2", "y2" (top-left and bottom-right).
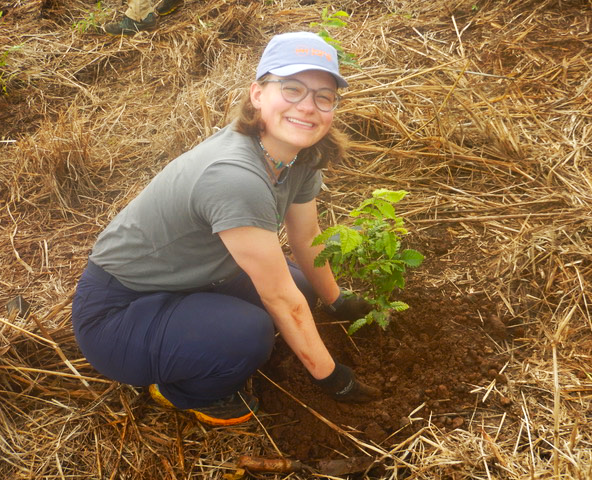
[{"x1": 257, "y1": 138, "x2": 298, "y2": 185}]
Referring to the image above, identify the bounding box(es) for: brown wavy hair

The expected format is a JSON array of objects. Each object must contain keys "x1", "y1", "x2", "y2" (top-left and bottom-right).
[{"x1": 233, "y1": 79, "x2": 348, "y2": 169}]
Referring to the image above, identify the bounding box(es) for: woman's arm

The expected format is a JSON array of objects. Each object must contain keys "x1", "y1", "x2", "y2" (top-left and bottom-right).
[
  {"x1": 218, "y1": 225, "x2": 335, "y2": 380},
  {"x1": 284, "y1": 199, "x2": 341, "y2": 306}
]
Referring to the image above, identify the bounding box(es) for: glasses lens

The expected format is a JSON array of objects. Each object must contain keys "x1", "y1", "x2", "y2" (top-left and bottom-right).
[
  {"x1": 278, "y1": 79, "x2": 339, "y2": 112},
  {"x1": 280, "y1": 80, "x2": 307, "y2": 103},
  {"x1": 314, "y1": 88, "x2": 339, "y2": 112}
]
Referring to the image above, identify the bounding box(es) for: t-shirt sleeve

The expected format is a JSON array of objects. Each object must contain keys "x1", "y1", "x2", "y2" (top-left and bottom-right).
[
  {"x1": 293, "y1": 168, "x2": 323, "y2": 204},
  {"x1": 191, "y1": 162, "x2": 279, "y2": 233}
]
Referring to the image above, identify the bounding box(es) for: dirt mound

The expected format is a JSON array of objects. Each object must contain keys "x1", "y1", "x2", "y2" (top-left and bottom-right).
[{"x1": 257, "y1": 228, "x2": 513, "y2": 462}]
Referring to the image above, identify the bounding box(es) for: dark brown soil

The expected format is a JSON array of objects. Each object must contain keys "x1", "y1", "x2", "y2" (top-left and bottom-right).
[{"x1": 256, "y1": 226, "x2": 513, "y2": 462}]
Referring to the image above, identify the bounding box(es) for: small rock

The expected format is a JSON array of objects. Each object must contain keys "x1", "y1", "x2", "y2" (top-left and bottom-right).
[
  {"x1": 364, "y1": 421, "x2": 387, "y2": 443},
  {"x1": 451, "y1": 417, "x2": 464, "y2": 429},
  {"x1": 437, "y1": 384, "x2": 449, "y2": 396},
  {"x1": 500, "y1": 396, "x2": 512, "y2": 406},
  {"x1": 486, "y1": 315, "x2": 509, "y2": 340}
]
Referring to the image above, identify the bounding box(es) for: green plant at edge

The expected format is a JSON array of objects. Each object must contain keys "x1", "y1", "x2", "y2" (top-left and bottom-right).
[
  {"x1": 73, "y1": 2, "x2": 108, "y2": 34},
  {"x1": 310, "y1": 7, "x2": 359, "y2": 69},
  {"x1": 0, "y1": 44, "x2": 22, "y2": 95},
  {"x1": 313, "y1": 189, "x2": 424, "y2": 334}
]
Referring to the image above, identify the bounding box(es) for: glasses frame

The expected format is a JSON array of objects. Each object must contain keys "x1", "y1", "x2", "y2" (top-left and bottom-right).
[{"x1": 262, "y1": 78, "x2": 341, "y2": 112}]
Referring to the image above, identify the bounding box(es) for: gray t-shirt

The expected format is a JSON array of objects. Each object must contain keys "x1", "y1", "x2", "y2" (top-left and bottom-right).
[{"x1": 90, "y1": 124, "x2": 322, "y2": 291}]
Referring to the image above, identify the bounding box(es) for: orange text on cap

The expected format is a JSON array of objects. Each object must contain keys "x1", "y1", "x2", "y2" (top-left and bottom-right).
[{"x1": 294, "y1": 47, "x2": 333, "y2": 62}]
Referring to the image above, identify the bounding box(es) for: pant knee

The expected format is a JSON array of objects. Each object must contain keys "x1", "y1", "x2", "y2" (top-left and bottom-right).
[{"x1": 237, "y1": 312, "x2": 275, "y2": 368}]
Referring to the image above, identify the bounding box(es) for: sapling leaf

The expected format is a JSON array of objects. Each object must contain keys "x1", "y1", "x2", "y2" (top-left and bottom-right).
[
  {"x1": 337, "y1": 228, "x2": 363, "y2": 254},
  {"x1": 382, "y1": 232, "x2": 400, "y2": 258},
  {"x1": 372, "y1": 198, "x2": 397, "y2": 219},
  {"x1": 379, "y1": 270, "x2": 405, "y2": 292},
  {"x1": 400, "y1": 249, "x2": 424, "y2": 267},
  {"x1": 373, "y1": 189, "x2": 408, "y2": 204},
  {"x1": 314, "y1": 243, "x2": 340, "y2": 268},
  {"x1": 376, "y1": 311, "x2": 391, "y2": 330},
  {"x1": 347, "y1": 317, "x2": 369, "y2": 335},
  {"x1": 350, "y1": 198, "x2": 376, "y2": 217},
  {"x1": 389, "y1": 301, "x2": 409, "y2": 312},
  {"x1": 311, "y1": 225, "x2": 341, "y2": 246},
  {"x1": 313, "y1": 189, "x2": 423, "y2": 335}
]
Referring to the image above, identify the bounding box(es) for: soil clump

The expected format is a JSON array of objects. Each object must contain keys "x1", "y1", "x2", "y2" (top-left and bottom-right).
[{"x1": 257, "y1": 228, "x2": 512, "y2": 461}]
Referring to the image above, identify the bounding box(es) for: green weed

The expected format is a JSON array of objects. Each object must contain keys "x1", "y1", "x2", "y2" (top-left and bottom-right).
[
  {"x1": 0, "y1": 44, "x2": 22, "y2": 94},
  {"x1": 310, "y1": 7, "x2": 359, "y2": 69},
  {"x1": 73, "y1": 2, "x2": 108, "y2": 34},
  {"x1": 313, "y1": 189, "x2": 424, "y2": 334}
]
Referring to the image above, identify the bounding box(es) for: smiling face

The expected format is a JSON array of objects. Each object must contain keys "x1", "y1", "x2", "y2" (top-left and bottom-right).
[{"x1": 250, "y1": 69, "x2": 337, "y2": 162}]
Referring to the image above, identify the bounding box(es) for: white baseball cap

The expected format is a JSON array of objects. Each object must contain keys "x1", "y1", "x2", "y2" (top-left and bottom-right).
[{"x1": 256, "y1": 31, "x2": 348, "y2": 88}]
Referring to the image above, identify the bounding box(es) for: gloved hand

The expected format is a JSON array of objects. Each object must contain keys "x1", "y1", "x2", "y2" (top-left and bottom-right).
[
  {"x1": 313, "y1": 362, "x2": 381, "y2": 403},
  {"x1": 323, "y1": 290, "x2": 372, "y2": 321}
]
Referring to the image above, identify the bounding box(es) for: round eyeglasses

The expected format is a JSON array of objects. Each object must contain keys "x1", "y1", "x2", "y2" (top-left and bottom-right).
[{"x1": 263, "y1": 78, "x2": 341, "y2": 112}]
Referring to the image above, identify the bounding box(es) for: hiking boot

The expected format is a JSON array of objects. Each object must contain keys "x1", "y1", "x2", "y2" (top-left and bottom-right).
[
  {"x1": 149, "y1": 384, "x2": 259, "y2": 426},
  {"x1": 104, "y1": 13, "x2": 157, "y2": 36},
  {"x1": 156, "y1": 0, "x2": 184, "y2": 16}
]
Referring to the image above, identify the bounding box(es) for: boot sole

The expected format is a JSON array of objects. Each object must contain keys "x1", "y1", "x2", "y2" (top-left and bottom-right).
[
  {"x1": 157, "y1": 7, "x2": 180, "y2": 16},
  {"x1": 192, "y1": 409, "x2": 255, "y2": 426},
  {"x1": 156, "y1": 0, "x2": 184, "y2": 16},
  {"x1": 149, "y1": 384, "x2": 257, "y2": 426}
]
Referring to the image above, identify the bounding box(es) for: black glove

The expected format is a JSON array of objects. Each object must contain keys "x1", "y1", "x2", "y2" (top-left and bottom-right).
[
  {"x1": 323, "y1": 290, "x2": 372, "y2": 321},
  {"x1": 313, "y1": 362, "x2": 381, "y2": 403}
]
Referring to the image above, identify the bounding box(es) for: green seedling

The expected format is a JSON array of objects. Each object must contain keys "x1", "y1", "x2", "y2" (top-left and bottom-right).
[
  {"x1": 73, "y1": 2, "x2": 108, "y2": 34},
  {"x1": 313, "y1": 189, "x2": 424, "y2": 334},
  {"x1": 310, "y1": 7, "x2": 359, "y2": 69},
  {"x1": 0, "y1": 44, "x2": 22, "y2": 94}
]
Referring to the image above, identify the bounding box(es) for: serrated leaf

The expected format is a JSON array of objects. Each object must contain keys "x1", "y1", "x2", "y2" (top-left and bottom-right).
[
  {"x1": 332, "y1": 10, "x2": 350, "y2": 17},
  {"x1": 350, "y1": 198, "x2": 374, "y2": 217},
  {"x1": 400, "y1": 249, "x2": 424, "y2": 267},
  {"x1": 312, "y1": 225, "x2": 342, "y2": 246},
  {"x1": 347, "y1": 317, "x2": 370, "y2": 335},
  {"x1": 389, "y1": 301, "x2": 409, "y2": 312},
  {"x1": 314, "y1": 243, "x2": 340, "y2": 268},
  {"x1": 373, "y1": 189, "x2": 408, "y2": 204},
  {"x1": 375, "y1": 311, "x2": 391, "y2": 330},
  {"x1": 373, "y1": 198, "x2": 397, "y2": 219},
  {"x1": 382, "y1": 233, "x2": 400, "y2": 258},
  {"x1": 337, "y1": 228, "x2": 363, "y2": 254},
  {"x1": 388, "y1": 270, "x2": 405, "y2": 289}
]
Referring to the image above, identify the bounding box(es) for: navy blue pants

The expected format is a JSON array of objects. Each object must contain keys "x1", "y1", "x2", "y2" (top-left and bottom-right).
[{"x1": 72, "y1": 260, "x2": 317, "y2": 409}]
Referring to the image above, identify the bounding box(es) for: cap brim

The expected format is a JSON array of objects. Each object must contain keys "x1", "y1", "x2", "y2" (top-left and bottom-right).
[{"x1": 268, "y1": 64, "x2": 349, "y2": 88}]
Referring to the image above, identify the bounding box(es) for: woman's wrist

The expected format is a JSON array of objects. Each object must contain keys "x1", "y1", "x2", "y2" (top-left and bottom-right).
[
  {"x1": 323, "y1": 287, "x2": 342, "y2": 309},
  {"x1": 309, "y1": 356, "x2": 336, "y2": 380}
]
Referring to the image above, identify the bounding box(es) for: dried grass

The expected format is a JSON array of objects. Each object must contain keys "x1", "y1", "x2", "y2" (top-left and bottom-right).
[{"x1": 1, "y1": 0, "x2": 591, "y2": 478}]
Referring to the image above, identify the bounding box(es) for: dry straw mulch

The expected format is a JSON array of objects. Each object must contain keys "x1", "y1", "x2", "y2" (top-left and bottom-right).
[{"x1": 1, "y1": 0, "x2": 591, "y2": 478}]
